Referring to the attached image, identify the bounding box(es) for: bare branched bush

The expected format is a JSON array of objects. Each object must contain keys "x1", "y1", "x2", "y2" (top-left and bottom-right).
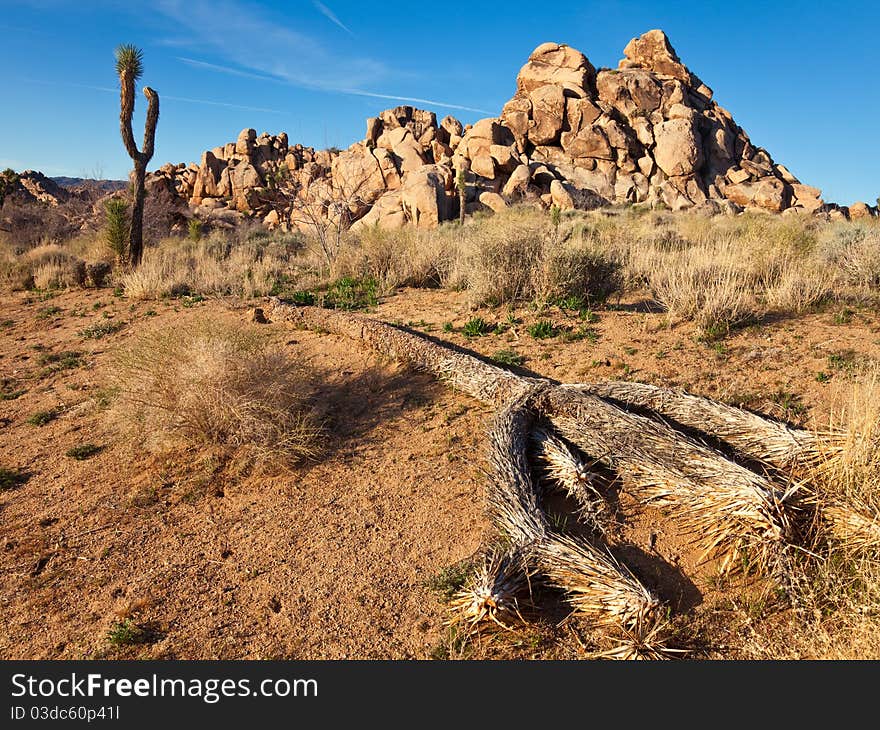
[{"x1": 110, "y1": 318, "x2": 320, "y2": 468}]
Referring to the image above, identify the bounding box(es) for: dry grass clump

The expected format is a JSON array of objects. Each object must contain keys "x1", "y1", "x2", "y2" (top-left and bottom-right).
[
  {"x1": 0, "y1": 237, "x2": 114, "y2": 291},
  {"x1": 744, "y1": 365, "x2": 880, "y2": 659},
  {"x1": 333, "y1": 224, "x2": 449, "y2": 292},
  {"x1": 119, "y1": 228, "x2": 307, "y2": 299},
  {"x1": 812, "y1": 365, "x2": 880, "y2": 550},
  {"x1": 110, "y1": 317, "x2": 319, "y2": 468},
  {"x1": 817, "y1": 221, "x2": 880, "y2": 289}
]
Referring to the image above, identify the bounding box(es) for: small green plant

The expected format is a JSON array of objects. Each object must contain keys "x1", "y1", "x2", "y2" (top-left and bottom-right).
[
  {"x1": 1, "y1": 319, "x2": 14, "y2": 328},
  {"x1": 623, "y1": 346, "x2": 638, "y2": 356},
  {"x1": 289, "y1": 290, "x2": 316, "y2": 306},
  {"x1": 106, "y1": 619, "x2": 145, "y2": 647},
  {"x1": 462, "y1": 317, "x2": 492, "y2": 338},
  {"x1": 0, "y1": 379, "x2": 25, "y2": 401},
  {"x1": 492, "y1": 349, "x2": 525, "y2": 367},
  {"x1": 322, "y1": 277, "x2": 378, "y2": 311},
  {"x1": 79, "y1": 320, "x2": 125, "y2": 339},
  {"x1": 66, "y1": 444, "x2": 103, "y2": 460},
  {"x1": 832, "y1": 308, "x2": 854, "y2": 325},
  {"x1": 187, "y1": 218, "x2": 203, "y2": 242},
  {"x1": 38, "y1": 350, "x2": 82, "y2": 373},
  {"x1": 0, "y1": 467, "x2": 30, "y2": 491},
  {"x1": 28, "y1": 409, "x2": 59, "y2": 426},
  {"x1": 442, "y1": 322, "x2": 454, "y2": 333},
  {"x1": 816, "y1": 371, "x2": 831, "y2": 383},
  {"x1": 36, "y1": 306, "x2": 63, "y2": 320},
  {"x1": 771, "y1": 389, "x2": 807, "y2": 420},
  {"x1": 528, "y1": 320, "x2": 558, "y2": 339},
  {"x1": 426, "y1": 558, "x2": 475, "y2": 601},
  {"x1": 561, "y1": 326, "x2": 598, "y2": 344},
  {"x1": 180, "y1": 294, "x2": 206, "y2": 308},
  {"x1": 104, "y1": 197, "x2": 130, "y2": 260},
  {"x1": 828, "y1": 350, "x2": 858, "y2": 372},
  {"x1": 550, "y1": 203, "x2": 562, "y2": 233}
]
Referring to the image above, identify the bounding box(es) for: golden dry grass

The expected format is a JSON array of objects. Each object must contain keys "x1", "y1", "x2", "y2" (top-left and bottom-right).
[
  {"x1": 109, "y1": 317, "x2": 320, "y2": 469},
  {"x1": 118, "y1": 229, "x2": 309, "y2": 299}
]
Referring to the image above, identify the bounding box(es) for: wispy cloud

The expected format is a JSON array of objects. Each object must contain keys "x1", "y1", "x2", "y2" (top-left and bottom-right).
[
  {"x1": 162, "y1": 94, "x2": 287, "y2": 115},
  {"x1": 176, "y1": 57, "x2": 282, "y2": 84},
  {"x1": 313, "y1": 1, "x2": 353, "y2": 35},
  {"x1": 340, "y1": 89, "x2": 491, "y2": 115},
  {"x1": 156, "y1": 0, "x2": 385, "y2": 90},
  {"x1": 157, "y1": 0, "x2": 487, "y2": 116}
]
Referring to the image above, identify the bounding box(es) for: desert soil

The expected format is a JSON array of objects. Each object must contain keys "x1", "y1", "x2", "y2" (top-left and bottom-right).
[{"x1": 1, "y1": 287, "x2": 877, "y2": 659}]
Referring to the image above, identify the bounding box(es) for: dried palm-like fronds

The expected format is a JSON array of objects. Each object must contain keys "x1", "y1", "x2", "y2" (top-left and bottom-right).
[
  {"x1": 448, "y1": 545, "x2": 531, "y2": 630},
  {"x1": 534, "y1": 533, "x2": 661, "y2": 633},
  {"x1": 531, "y1": 426, "x2": 608, "y2": 532},
  {"x1": 538, "y1": 387, "x2": 791, "y2": 574},
  {"x1": 484, "y1": 391, "x2": 547, "y2": 545},
  {"x1": 486, "y1": 395, "x2": 666, "y2": 653},
  {"x1": 579, "y1": 381, "x2": 825, "y2": 470}
]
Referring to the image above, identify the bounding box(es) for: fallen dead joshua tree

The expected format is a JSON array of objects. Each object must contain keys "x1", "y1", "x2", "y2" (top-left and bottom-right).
[{"x1": 267, "y1": 298, "x2": 876, "y2": 658}]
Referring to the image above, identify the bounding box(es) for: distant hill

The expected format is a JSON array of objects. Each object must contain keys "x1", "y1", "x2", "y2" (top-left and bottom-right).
[{"x1": 51, "y1": 177, "x2": 127, "y2": 194}]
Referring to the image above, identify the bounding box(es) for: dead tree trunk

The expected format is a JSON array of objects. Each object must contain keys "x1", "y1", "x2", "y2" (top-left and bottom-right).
[{"x1": 268, "y1": 298, "x2": 853, "y2": 657}]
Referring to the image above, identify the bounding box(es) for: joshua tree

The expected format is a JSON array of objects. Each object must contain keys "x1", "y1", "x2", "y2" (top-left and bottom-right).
[
  {"x1": 266, "y1": 298, "x2": 880, "y2": 657},
  {"x1": 114, "y1": 44, "x2": 159, "y2": 267}
]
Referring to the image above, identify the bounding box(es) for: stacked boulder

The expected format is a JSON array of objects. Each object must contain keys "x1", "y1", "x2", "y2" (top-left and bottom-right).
[{"x1": 146, "y1": 30, "x2": 878, "y2": 230}]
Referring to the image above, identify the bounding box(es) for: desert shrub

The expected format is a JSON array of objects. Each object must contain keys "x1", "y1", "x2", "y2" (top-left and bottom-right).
[
  {"x1": 110, "y1": 318, "x2": 319, "y2": 467},
  {"x1": 86, "y1": 261, "x2": 112, "y2": 287},
  {"x1": 747, "y1": 365, "x2": 880, "y2": 659},
  {"x1": 818, "y1": 222, "x2": 880, "y2": 289},
  {"x1": 534, "y1": 244, "x2": 623, "y2": 305},
  {"x1": 455, "y1": 208, "x2": 544, "y2": 306},
  {"x1": 24, "y1": 245, "x2": 87, "y2": 289},
  {"x1": 334, "y1": 225, "x2": 446, "y2": 291},
  {"x1": 640, "y1": 240, "x2": 758, "y2": 335}
]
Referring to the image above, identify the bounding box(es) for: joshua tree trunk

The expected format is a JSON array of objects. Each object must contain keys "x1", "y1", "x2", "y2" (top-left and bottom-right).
[
  {"x1": 115, "y1": 45, "x2": 159, "y2": 268},
  {"x1": 129, "y1": 159, "x2": 147, "y2": 266},
  {"x1": 267, "y1": 298, "x2": 867, "y2": 656}
]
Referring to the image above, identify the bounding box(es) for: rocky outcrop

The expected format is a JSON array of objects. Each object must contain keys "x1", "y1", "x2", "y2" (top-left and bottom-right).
[{"x1": 147, "y1": 29, "x2": 842, "y2": 231}]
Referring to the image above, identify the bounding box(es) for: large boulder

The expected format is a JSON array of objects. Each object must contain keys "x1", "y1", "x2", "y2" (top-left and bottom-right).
[
  {"x1": 400, "y1": 164, "x2": 453, "y2": 229},
  {"x1": 516, "y1": 42, "x2": 596, "y2": 97},
  {"x1": 653, "y1": 118, "x2": 703, "y2": 177},
  {"x1": 527, "y1": 84, "x2": 566, "y2": 145},
  {"x1": 331, "y1": 144, "x2": 387, "y2": 205},
  {"x1": 619, "y1": 29, "x2": 695, "y2": 86}
]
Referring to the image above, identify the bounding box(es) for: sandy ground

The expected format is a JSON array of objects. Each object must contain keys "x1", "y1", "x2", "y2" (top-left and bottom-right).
[{"x1": 1, "y1": 286, "x2": 878, "y2": 659}]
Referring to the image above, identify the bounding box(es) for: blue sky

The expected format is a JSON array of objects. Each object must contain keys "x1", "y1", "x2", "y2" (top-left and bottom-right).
[{"x1": 1, "y1": 0, "x2": 877, "y2": 204}]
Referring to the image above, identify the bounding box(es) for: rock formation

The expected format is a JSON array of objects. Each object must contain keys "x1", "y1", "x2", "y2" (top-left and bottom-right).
[{"x1": 145, "y1": 30, "x2": 875, "y2": 231}]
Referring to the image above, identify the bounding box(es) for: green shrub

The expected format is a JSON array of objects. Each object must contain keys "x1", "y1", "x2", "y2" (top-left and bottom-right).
[{"x1": 27, "y1": 409, "x2": 59, "y2": 426}]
